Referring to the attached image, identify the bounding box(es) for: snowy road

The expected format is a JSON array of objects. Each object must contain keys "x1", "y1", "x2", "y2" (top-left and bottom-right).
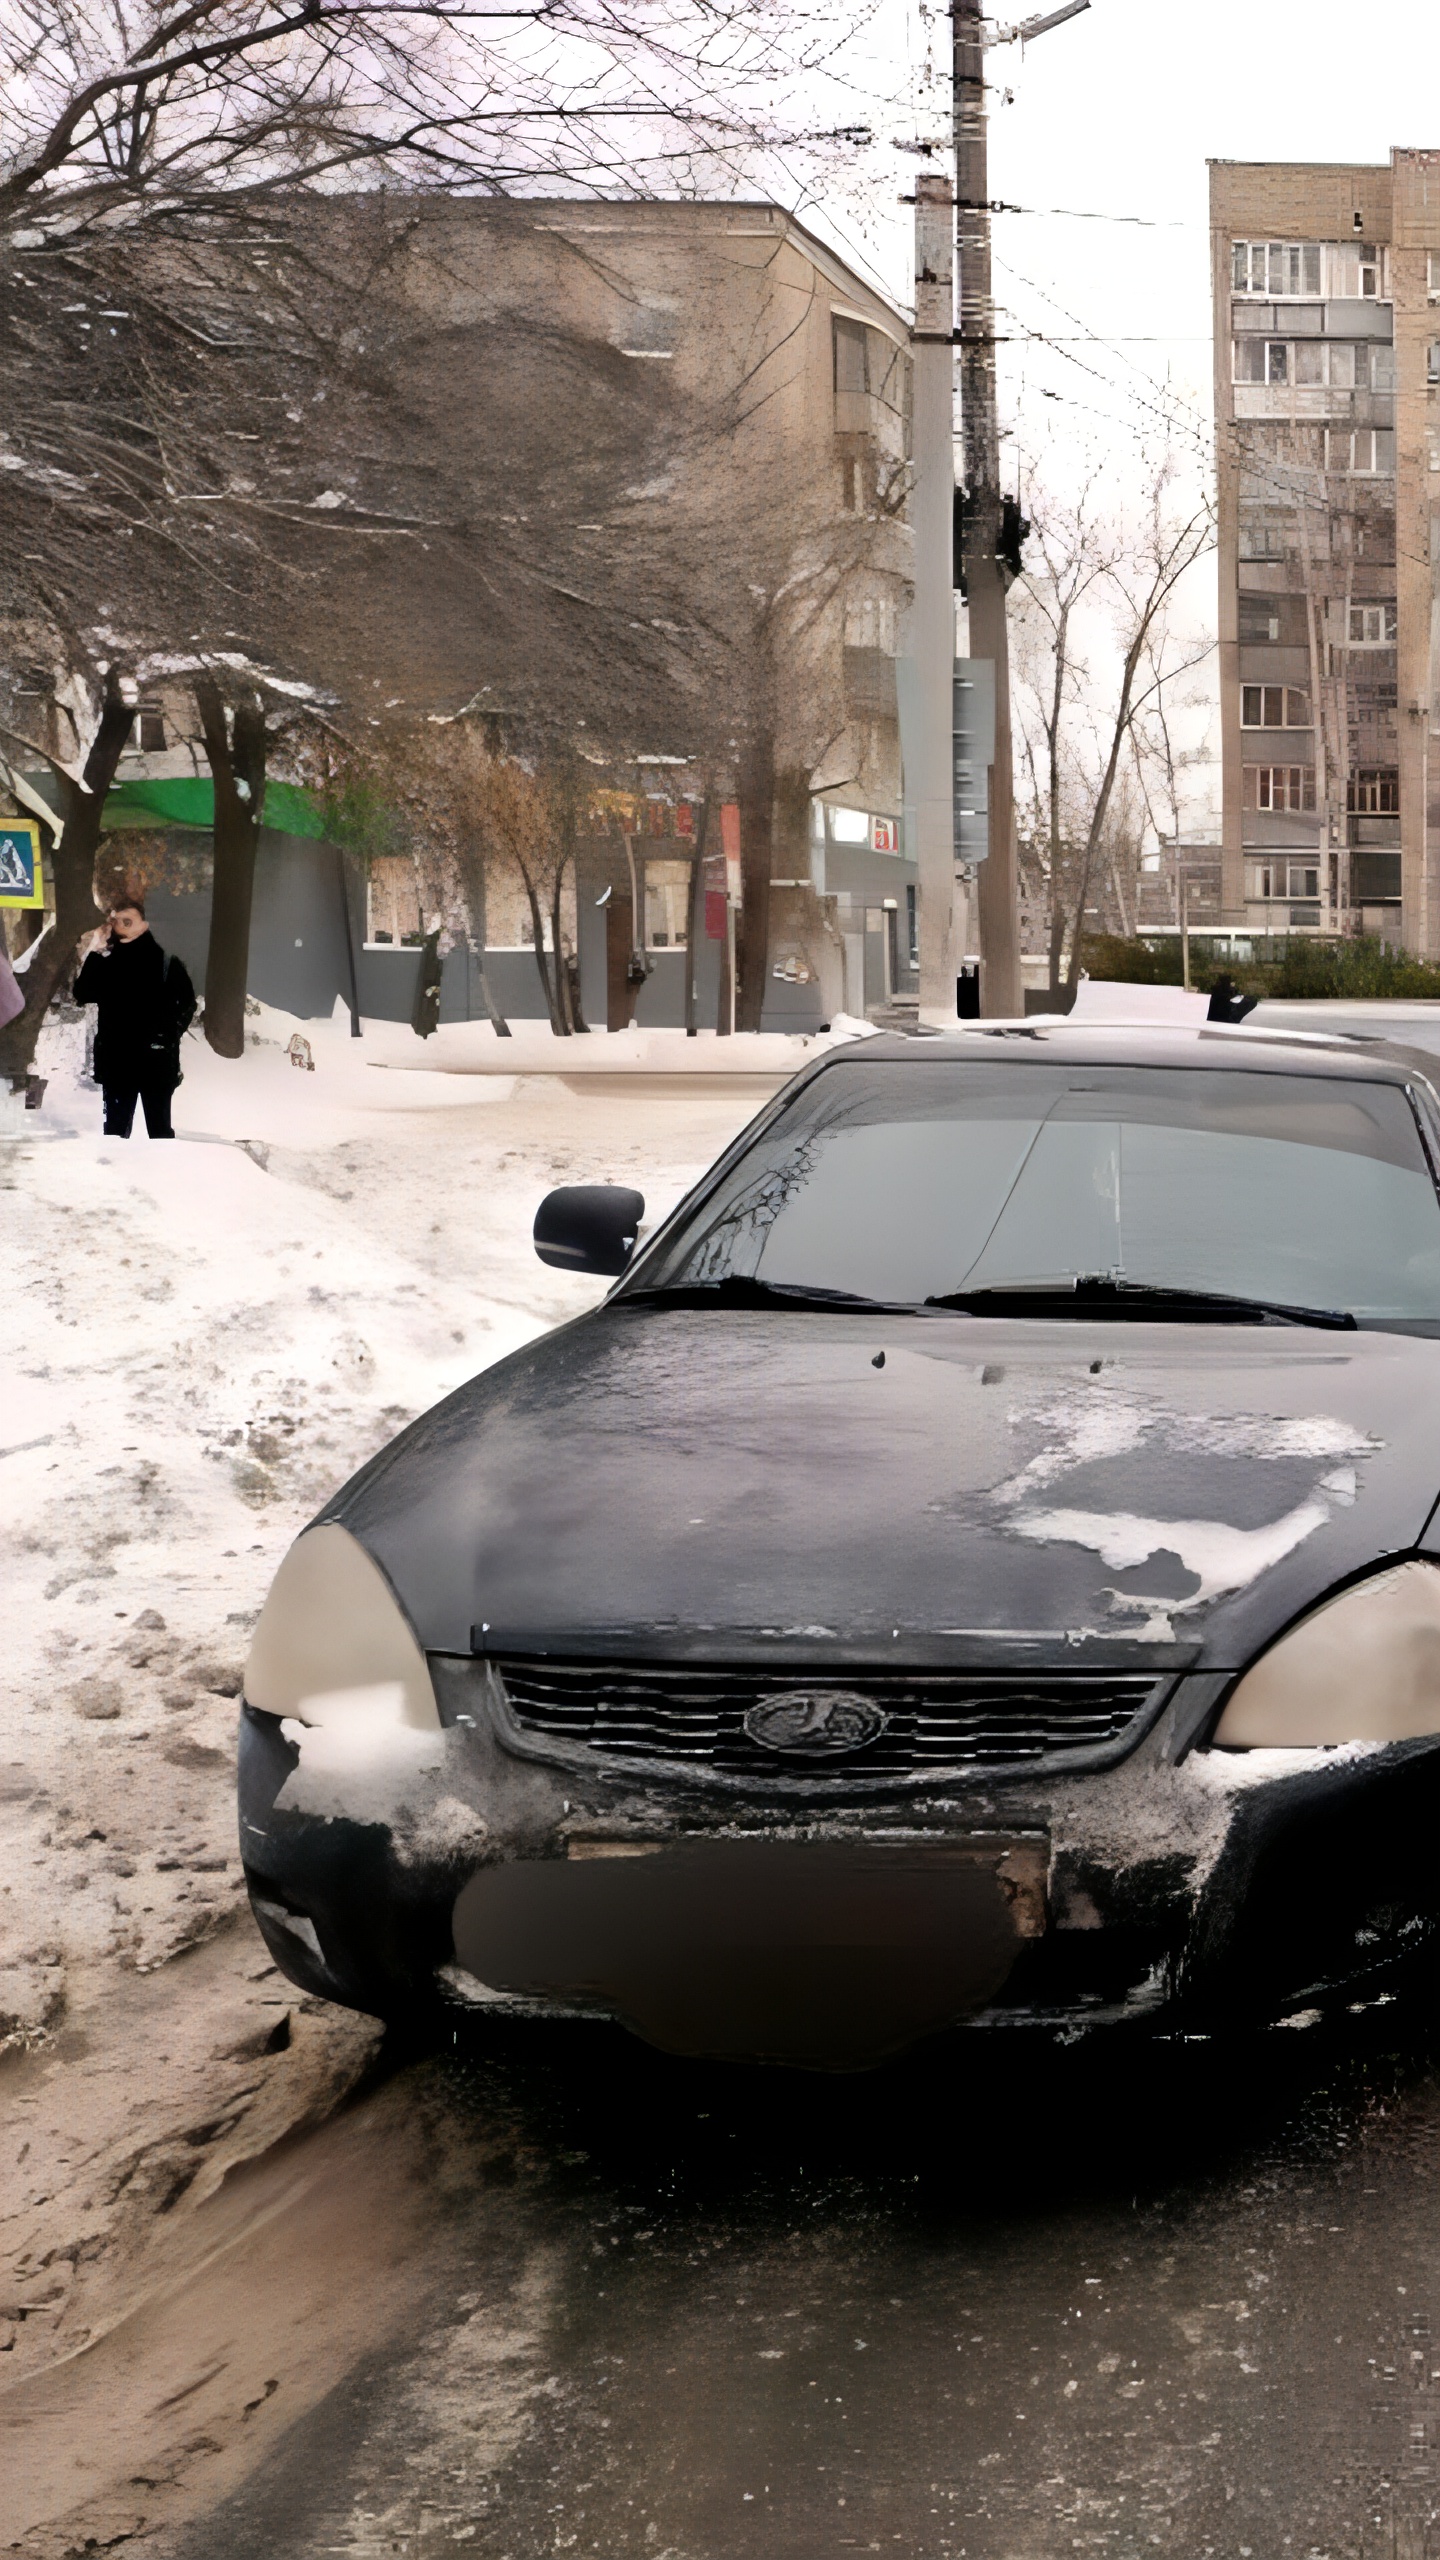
[{"x1": 17, "y1": 2004, "x2": 1440, "y2": 2559}]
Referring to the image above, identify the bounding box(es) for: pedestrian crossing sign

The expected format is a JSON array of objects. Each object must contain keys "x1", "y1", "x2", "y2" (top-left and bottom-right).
[{"x1": 0, "y1": 822, "x2": 43, "y2": 908}]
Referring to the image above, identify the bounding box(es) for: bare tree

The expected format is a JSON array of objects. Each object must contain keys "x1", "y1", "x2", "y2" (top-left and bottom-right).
[
  {"x1": 1012, "y1": 449, "x2": 1215, "y2": 998},
  {"x1": 639, "y1": 320, "x2": 909, "y2": 1029},
  {"x1": 0, "y1": 0, "x2": 872, "y2": 243},
  {"x1": 0, "y1": 212, "x2": 701, "y2": 1067},
  {"x1": 194, "y1": 672, "x2": 265, "y2": 1056},
  {"x1": 1011, "y1": 467, "x2": 1114, "y2": 996},
  {"x1": 346, "y1": 719, "x2": 583, "y2": 1033},
  {"x1": 465, "y1": 754, "x2": 572, "y2": 1035},
  {"x1": 0, "y1": 672, "x2": 135, "y2": 1080}
]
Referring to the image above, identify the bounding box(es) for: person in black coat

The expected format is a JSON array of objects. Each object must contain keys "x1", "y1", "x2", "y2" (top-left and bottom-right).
[{"x1": 73, "y1": 893, "x2": 196, "y2": 1138}]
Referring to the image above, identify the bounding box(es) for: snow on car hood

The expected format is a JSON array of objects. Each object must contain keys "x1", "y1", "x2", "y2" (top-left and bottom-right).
[{"x1": 323, "y1": 1307, "x2": 1440, "y2": 1672}]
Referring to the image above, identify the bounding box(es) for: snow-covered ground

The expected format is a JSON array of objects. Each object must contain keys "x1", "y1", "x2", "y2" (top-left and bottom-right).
[{"x1": 1, "y1": 998, "x2": 792, "y2": 2404}]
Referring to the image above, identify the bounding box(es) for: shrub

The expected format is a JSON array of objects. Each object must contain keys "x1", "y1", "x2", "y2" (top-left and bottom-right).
[{"x1": 1077, "y1": 933, "x2": 1440, "y2": 1004}]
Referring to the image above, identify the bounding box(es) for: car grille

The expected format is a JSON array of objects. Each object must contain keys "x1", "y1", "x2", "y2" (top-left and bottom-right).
[{"x1": 492, "y1": 1659, "x2": 1159, "y2": 1778}]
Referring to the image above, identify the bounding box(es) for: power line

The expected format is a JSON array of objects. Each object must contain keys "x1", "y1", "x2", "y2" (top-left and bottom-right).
[
  {"x1": 962, "y1": 197, "x2": 1193, "y2": 228},
  {"x1": 997, "y1": 268, "x2": 1432, "y2": 582}
]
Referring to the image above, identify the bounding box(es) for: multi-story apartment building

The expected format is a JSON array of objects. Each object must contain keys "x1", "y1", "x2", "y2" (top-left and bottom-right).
[{"x1": 1211, "y1": 153, "x2": 1440, "y2": 953}]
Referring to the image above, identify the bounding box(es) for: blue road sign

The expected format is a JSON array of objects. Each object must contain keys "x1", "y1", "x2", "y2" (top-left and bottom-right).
[{"x1": 0, "y1": 822, "x2": 43, "y2": 908}]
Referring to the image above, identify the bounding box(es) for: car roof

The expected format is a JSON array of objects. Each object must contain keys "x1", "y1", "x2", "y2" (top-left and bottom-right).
[{"x1": 813, "y1": 1021, "x2": 1440, "y2": 1092}]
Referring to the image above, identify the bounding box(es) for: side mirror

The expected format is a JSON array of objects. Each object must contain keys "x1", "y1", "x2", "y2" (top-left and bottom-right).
[{"x1": 534, "y1": 1185, "x2": 645, "y2": 1277}]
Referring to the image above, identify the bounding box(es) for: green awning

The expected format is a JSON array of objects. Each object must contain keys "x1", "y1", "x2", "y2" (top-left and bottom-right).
[{"x1": 102, "y1": 778, "x2": 328, "y2": 839}]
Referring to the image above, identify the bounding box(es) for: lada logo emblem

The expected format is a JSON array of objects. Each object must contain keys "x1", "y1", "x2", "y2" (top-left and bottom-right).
[{"x1": 743, "y1": 1688, "x2": 889, "y2": 1756}]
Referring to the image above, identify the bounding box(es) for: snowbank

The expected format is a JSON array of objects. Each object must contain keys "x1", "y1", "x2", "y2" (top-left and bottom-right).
[
  {"x1": 1, "y1": 1010, "x2": 770, "y2": 2030},
  {"x1": 333, "y1": 1004, "x2": 877, "y2": 1080},
  {"x1": 1068, "y1": 980, "x2": 1209, "y2": 1025}
]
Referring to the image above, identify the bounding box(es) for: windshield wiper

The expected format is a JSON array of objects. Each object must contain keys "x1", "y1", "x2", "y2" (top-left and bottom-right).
[
  {"x1": 622, "y1": 1273, "x2": 1359, "y2": 1329},
  {"x1": 618, "y1": 1275, "x2": 904, "y2": 1313},
  {"x1": 925, "y1": 1276, "x2": 1357, "y2": 1331}
]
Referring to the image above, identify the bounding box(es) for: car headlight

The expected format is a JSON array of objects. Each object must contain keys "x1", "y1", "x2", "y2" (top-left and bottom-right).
[
  {"x1": 1212, "y1": 1559, "x2": 1440, "y2": 1748},
  {"x1": 243, "y1": 1523, "x2": 441, "y2": 1733}
]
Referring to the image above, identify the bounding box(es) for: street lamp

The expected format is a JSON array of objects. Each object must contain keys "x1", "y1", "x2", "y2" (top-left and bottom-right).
[{"x1": 988, "y1": 0, "x2": 1091, "y2": 43}]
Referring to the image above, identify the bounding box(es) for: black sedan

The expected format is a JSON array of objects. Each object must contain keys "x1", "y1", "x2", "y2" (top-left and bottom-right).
[{"x1": 238, "y1": 1024, "x2": 1440, "y2": 2066}]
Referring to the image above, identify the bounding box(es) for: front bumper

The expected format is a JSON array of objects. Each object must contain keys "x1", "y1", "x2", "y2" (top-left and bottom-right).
[{"x1": 237, "y1": 1657, "x2": 1440, "y2": 2062}]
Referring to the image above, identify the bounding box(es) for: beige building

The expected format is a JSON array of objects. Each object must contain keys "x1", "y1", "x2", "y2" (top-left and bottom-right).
[
  {"x1": 1211, "y1": 152, "x2": 1440, "y2": 953},
  {"x1": 382, "y1": 197, "x2": 915, "y2": 831}
]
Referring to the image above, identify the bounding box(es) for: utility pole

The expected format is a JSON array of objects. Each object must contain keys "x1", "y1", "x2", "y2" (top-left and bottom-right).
[
  {"x1": 911, "y1": 170, "x2": 964, "y2": 1026},
  {"x1": 953, "y1": 0, "x2": 1090, "y2": 1018}
]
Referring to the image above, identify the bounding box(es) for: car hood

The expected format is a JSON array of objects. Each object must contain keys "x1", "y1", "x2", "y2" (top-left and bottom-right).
[{"x1": 324, "y1": 1308, "x2": 1440, "y2": 1672}]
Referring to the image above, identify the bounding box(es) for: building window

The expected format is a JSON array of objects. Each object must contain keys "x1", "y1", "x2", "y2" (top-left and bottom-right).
[
  {"x1": 1326, "y1": 426, "x2": 1395, "y2": 474},
  {"x1": 1232, "y1": 339, "x2": 1389, "y2": 391},
  {"x1": 1430, "y1": 251, "x2": 1440, "y2": 302},
  {"x1": 1329, "y1": 242, "x2": 1386, "y2": 301},
  {"x1": 1239, "y1": 596, "x2": 1283, "y2": 643},
  {"x1": 615, "y1": 298, "x2": 679, "y2": 358},
  {"x1": 1245, "y1": 765, "x2": 1316, "y2": 813},
  {"x1": 844, "y1": 592, "x2": 898, "y2": 653},
  {"x1": 1330, "y1": 342, "x2": 1390, "y2": 391},
  {"x1": 1248, "y1": 859, "x2": 1321, "y2": 901},
  {"x1": 1238, "y1": 516, "x2": 1296, "y2": 561},
  {"x1": 1241, "y1": 684, "x2": 1310, "y2": 729},
  {"x1": 834, "y1": 316, "x2": 869, "y2": 396},
  {"x1": 645, "y1": 859, "x2": 692, "y2": 949},
  {"x1": 136, "y1": 702, "x2": 165, "y2": 752},
  {"x1": 1234, "y1": 339, "x2": 1290, "y2": 384},
  {"x1": 1429, "y1": 341, "x2": 1440, "y2": 387},
  {"x1": 1233, "y1": 240, "x2": 1322, "y2": 298},
  {"x1": 366, "y1": 855, "x2": 424, "y2": 946},
  {"x1": 1348, "y1": 769, "x2": 1400, "y2": 815},
  {"x1": 1347, "y1": 602, "x2": 1397, "y2": 645}
]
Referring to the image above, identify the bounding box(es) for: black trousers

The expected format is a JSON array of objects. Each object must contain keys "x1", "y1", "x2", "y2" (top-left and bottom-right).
[{"x1": 102, "y1": 1080, "x2": 175, "y2": 1139}]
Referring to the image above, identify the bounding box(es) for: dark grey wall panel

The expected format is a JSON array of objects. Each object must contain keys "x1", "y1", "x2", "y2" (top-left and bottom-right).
[{"x1": 139, "y1": 841, "x2": 825, "y2": 1036}]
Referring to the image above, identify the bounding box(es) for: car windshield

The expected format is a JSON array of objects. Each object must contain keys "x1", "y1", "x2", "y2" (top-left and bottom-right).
[{"x1": 629, "y1": 1060, "x2": 1440, "y2": 1327}]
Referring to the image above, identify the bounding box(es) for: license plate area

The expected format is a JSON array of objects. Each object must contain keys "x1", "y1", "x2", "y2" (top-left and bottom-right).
[{"x1": 452, "y1": 1833, "x2": 1047, "y2": 2068}]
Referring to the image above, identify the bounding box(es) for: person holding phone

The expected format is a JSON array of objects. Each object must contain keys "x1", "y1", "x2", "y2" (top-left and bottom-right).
[{"x1": 73, "y1": 893, "x2": 196, "y2": 1138}]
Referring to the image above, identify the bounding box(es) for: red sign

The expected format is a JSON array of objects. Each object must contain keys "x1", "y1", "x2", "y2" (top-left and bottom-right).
[
  {"x1": 675, "y1": 802, "x2": 695, "y2": 839},
  {"x1": 871, "y1": 816, "x2": 897, "y2": 854}
]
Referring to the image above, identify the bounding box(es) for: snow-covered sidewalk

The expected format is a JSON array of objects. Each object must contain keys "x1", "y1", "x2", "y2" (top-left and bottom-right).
[
  {"x1": 333, "y1": 1005, "x2": 872, "y2": 1079},
  {"x1": 0, "y1": 1000, "x2": 771, "y2": 2398}
]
